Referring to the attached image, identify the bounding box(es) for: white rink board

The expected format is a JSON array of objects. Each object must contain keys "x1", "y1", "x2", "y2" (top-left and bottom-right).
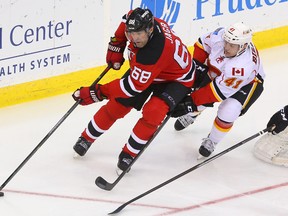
[{"x1": 0, "y1": 0, "x2": 287, "y2": 87}]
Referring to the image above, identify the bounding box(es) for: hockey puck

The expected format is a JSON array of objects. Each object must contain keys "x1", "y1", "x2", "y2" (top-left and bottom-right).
[{"x1": 0, "y1": 191, "x2": 4, "y2": 197}]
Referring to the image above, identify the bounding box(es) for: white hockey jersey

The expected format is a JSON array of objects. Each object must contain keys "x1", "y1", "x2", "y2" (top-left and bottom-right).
[{"x1": 198, "y1": 27, "x2": 265, "y2": 99}]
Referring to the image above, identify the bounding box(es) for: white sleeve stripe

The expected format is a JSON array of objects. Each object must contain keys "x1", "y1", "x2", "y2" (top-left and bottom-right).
[
  {"x1": 154, "y1": 78, "x2": 166, "y2": 82},
  {"x1": 177, "y1": 71, "x2": 195, "y2": 83},
  {"x1": 127, "y1": 76, "x2": 142, "y2": 93},
  {"x1": 120, "y1": 77, "x2": 142, "y2": 97},
  {"x1": 176, "y1": 64, "x2": 194, "y2": 81},
  {"x1": 120, "y1": 79, "x2": 133, "y2": 97}
]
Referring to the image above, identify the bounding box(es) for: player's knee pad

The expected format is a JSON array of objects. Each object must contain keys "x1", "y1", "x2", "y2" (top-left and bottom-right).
[
  {"x1": 217, "y1": 98, "x2": 242, "y2": 123},
  {"x1": 142, "y1": 97, "x2": 169, "y2": 126}
]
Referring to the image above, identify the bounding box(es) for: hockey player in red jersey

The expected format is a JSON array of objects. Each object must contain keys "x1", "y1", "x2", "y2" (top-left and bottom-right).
[
  {"x1": 172, "y1": 22, "x2": 265, "y2": 158},
  {"x1": 72, "y1": 8, "x2": 195, "y2": 172}
]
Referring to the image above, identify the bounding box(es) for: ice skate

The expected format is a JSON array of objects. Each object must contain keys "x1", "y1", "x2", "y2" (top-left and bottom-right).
[
  {"x1": 198, "y1": 137, "x2": 216, "y2": 159},
  {"x1": 73, "y1": 136, "x2": 92, "y2": 157},
  {"x1": 116, "y1": 151, "x2": 133, "y2": 176},
  {"x1": 174, "y1": 112, "x2": 200, "y2": 131}
]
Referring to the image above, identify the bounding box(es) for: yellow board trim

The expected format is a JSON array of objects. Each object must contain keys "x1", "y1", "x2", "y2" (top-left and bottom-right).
[
  {"x1": 0, "y1": 26, "x2": 287, "y2": 108},
  {"x1": 0, "y1": 61, "x2": 129, "y2": 108}
]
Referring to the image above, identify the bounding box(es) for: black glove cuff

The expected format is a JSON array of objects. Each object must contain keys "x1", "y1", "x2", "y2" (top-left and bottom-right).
[
  {"x1": 170, "y1": 96, "x2": 197, "y2": 118},
  {"x1": 108, "y1": 43, "x2": 125, "y2": 53},
  {"x1": 108, "y1": 37, "x2": 126, "y2": 53},
  {"x1": 284, "y1": 105, "x2": 288, "y2": 118},
  {"x1": 89, "y1": 84, "x2": 106, "y2": 102}
]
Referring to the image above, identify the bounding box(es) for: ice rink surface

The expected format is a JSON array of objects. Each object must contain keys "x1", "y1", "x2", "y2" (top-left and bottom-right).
[{"x1": 1, "y1": 44, "x2": 288, "y2": 216}]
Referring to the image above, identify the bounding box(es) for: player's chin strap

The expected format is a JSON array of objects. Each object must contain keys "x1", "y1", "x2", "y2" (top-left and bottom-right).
[
  {"x1": 108, "y1": 126, "x2": 272, "y2": 215},
  {"x1": 0, "y1": 64, "x2": 112, "y2": 197}
]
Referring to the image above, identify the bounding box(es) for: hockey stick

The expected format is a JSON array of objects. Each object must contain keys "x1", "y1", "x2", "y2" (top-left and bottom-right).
[
  {"x1": 95, "y1": 114, "x2": 171, "y2": 191},
  {"x1": 108, "y1": 126, "x2": 272, "y2": 214},
  {"x1": 0, "y1": 64, "x2": 112, "y2": 196}
]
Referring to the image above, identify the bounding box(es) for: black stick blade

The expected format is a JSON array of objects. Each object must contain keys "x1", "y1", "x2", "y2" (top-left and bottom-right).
[
  {"x1": 108, "y1": 204, "x2": 127, "y2": 215},
  {"x1": 95, "y1": 176, "x2": 113, "y2": 191},
  {"x1": 0, "y1": 191, "x2": 4, "y2": 197}
]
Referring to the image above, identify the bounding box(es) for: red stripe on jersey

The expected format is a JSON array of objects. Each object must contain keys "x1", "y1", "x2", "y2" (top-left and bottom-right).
[
  {"x1": 191, "y1": 82, "x2": 221, "y2": 106},
  {"x1": 193, "y1": 41, "x2": 209, "y2": 63}
]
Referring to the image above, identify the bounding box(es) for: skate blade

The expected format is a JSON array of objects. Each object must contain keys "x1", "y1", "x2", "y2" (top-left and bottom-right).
[
  {"x1": 115, "y1": 167, "x2": 131, "y2": 176},
  {"x1": 197, "y1": 153, "x2": 213, "y2": 160},
  {"x1": 73, "y1": 152, "x2": 81, "y2": 159},
  {"x1": 197, "y1": 154, "x2": 206, "y2": 160},
  {"x1": 115, "y1": 168, "x2": 123, "y2": 176}
]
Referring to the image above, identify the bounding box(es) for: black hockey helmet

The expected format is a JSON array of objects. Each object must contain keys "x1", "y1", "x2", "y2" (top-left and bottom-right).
[{"x1": 126, "y1": 7, "x2": 154, "y2": 32}]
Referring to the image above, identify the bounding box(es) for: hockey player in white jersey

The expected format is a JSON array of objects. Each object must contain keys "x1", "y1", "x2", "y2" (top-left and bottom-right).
[
  {"x1": 172, "y1": 22, "x2": 265, "y2": 158},
  {"x1": 254, "y1": 105, "x2": 288, "y2": 167}
]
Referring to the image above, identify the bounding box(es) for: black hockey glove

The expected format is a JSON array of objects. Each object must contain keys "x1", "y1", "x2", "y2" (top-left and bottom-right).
[
  {"x1": 170, "y1": 96, "x2": 197, "y2": 118},
  {"x1": 192, "y1": 59, "x2": 211, "y2": 90},
  {"x1": 267, "y1": 105, "x2": 288, "y2": 134}
]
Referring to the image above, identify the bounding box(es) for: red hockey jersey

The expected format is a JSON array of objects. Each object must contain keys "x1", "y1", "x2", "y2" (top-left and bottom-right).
[{"x1": 101, "y1": 17, "x2": 194, "y2": 99}]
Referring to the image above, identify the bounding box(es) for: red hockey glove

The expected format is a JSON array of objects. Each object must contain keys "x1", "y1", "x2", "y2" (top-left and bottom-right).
[
  {"x1": 72, "y1": 84, "x2": 106, "y2": 105},
  {"x1": 106, "y1": 37, "x2": 126, "y2": 70}
]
